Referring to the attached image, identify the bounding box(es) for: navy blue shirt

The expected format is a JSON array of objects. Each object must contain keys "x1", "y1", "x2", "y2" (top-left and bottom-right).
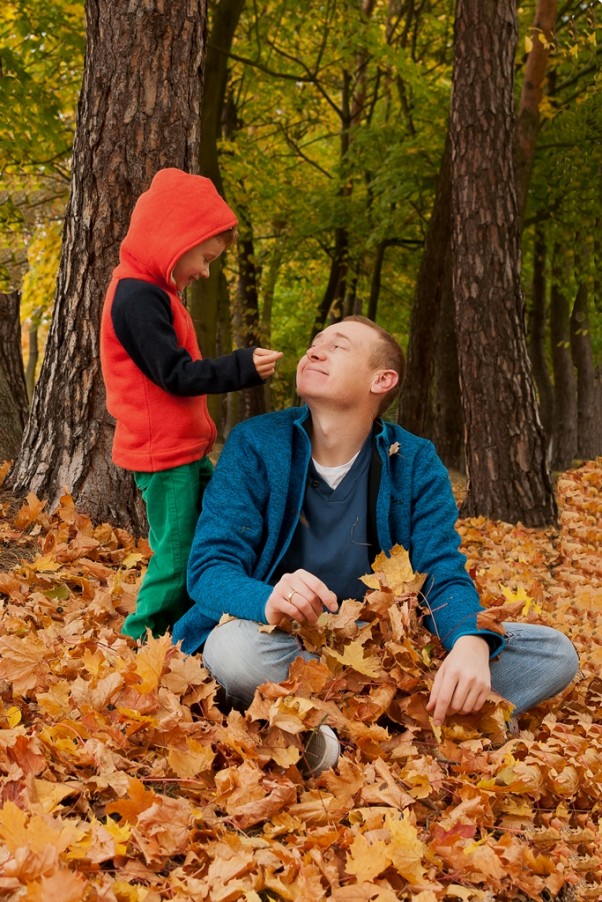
[{"x1": 272, "y1": 437, "x2": 373, "y2": 600}]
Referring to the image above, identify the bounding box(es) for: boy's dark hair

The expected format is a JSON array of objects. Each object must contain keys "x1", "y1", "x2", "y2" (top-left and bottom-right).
[{"x1": 343, "y1": 315, "x2": 405, "y2": 416}]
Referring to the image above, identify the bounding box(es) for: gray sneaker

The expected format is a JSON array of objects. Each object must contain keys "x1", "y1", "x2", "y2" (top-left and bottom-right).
[{"x1": 300, "y1": 724, "x2": 340, "y2": 777}]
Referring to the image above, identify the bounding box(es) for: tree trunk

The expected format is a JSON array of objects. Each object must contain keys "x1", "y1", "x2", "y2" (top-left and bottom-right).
[
  {"x1": 550, "y1": 246, "x2": 578, "y2": 471},
  {"x1": 515, "y1": 0, "x2": 557, "y2": 222},
  {"x1": 451, "y1": 0, "x2": 556, "y2": 526},
  {"x1": 399, "y1": 135, "x2": 452, "y2": 439},
  {"x1": 24, "y1": 310, "x2": 41, "y2": 403},
  {"x1": 528, "y1": 224, "x2": 554, "y2": 443},
  {"x1": 189, "y1": 0, "x2": 246, "y2": 430},
  {"x1": 0, "y1": 291, "x2": 28, "y2": 461},
  {"x1": 234, "y1": 219, "x2": 266, "y2": 421},
  {"x1": 570, "y1": 249, "x2": 601, "y2": 459},
  {"x1": 5, "y1": 0, "x2": 206, "y2": 533},
  {"x1": 431, "y1": 266, "x2": 464, "y2": 471}
]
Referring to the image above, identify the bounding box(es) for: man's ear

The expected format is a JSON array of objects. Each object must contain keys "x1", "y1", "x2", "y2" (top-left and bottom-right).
[{"x1": 370, "y1": 369, "x2": 399, "y2": 397}]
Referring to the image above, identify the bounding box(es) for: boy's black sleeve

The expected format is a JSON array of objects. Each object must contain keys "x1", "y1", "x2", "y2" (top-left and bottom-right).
[{"x1": 111, "y1": 279, "x2": 263, "y2": 396}]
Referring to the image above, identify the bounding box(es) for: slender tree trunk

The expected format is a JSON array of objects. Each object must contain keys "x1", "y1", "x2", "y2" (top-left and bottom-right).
[
  {"x1": 570, "y1": 247, "x2": 601, "y2": 459},
  {"x1": 0, "y1": 291, "x2": 28, "y2": 461},
  {"x1": 528, "y1": 224, "x2": 554, "y2": 442},
  {"x1": 189, "y1": 0, "x2": 246, "y2": 431},
  {"x1": 367, "y1": 240, "x2": 386, "y2": 321},
  {"x1": 234, "y1": 217, "x2": 265, "y2": 421},
  {"x1": 399, "y1": 135, "x2": 451, "y2": 438},
  {"x1": 550, "y1": 246, "x2": 578, "y2": 470},
  {"x1": 5, "y1": 0, "x2": 206, "y2": 532},
  {"x1": 451, "y1": 0, "x2": 556, "y2": 526},
  {"x1": 24, "y1": 312, "x2": 40, "y2": 403},
  {"x1": 431, "y1": 267, "x2": 463, "y2": 470},
  {"x1": 515, "y1": 0, "x2": 557, "y2": 221}
]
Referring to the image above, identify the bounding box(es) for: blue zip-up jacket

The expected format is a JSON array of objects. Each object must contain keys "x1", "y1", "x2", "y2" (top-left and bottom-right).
[{"x1": 172, "y1": 407, "x2": 505, "y2": 656}]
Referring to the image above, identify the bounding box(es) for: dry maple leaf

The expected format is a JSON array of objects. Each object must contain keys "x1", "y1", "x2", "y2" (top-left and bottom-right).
[{"x1": 360, "y1": 544, "x2": 427, "y2": 596}]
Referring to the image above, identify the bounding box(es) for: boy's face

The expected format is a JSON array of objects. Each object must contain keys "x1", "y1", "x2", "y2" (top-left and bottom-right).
[{"x1": 171, "y1": 236, "x2": 225, "y2": 291}]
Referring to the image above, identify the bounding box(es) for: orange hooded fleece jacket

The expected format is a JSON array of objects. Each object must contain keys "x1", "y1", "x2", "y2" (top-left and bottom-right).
[{"x1": 100, "y1": 169, "x2": 262, "y2": 473}]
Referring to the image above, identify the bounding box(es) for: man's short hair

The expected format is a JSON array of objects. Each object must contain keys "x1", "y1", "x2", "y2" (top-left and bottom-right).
[{"x1": 342, "y1": 315, "x2": 405, "y2": 417}]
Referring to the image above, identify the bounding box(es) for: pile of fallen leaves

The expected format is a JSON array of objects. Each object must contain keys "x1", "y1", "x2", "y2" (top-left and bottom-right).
[{"x1": 0, "y1": 459, "x2": 600, "y2": 902}]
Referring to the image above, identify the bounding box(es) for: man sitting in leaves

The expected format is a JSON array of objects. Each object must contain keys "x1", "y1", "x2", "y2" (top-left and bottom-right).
[{"x1": 173, "y1": 316, "x2": 578, "y2": 776}]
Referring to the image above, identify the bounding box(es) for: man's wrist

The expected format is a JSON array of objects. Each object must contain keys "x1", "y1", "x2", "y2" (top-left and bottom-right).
[{"x1": 453, "y1": 634, "x2": 491, "y2": 655}]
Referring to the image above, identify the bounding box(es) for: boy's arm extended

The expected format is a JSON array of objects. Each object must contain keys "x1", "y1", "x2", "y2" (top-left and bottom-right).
[{"x1": 112, "y1": 282, "x2": 264, "y2": 395}]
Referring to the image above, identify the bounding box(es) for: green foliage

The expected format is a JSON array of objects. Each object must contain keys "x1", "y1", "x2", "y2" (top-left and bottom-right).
[
  {"x1": 0, "y1": 0, "x2": 84, "y2": 173},
  {"x1": 2, "y1": 0, "x2": 600, "y2": 401},
  {"x1": 0, "y1": 0, "x2": 84, "y2": 292}
]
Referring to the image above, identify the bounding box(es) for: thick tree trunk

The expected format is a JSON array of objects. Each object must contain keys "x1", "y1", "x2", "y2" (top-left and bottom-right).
[
  {"x1": 528, "y1": 224, "x2": 554, "y2": 442},
  {"x1": 451, "y1": 0, "x2": 556, "y2": 526},
  {"x1": 550, "y1": 246, "x2": 578, "y2": 470},
  {"x1": 399, "y1": 135, "x2": 451, "y2": 439},
  {"x1": 0, "y1": 291, "x2": 28, "y2": 461},
  {"x1": 6, "y1": 0, "x2": 206, "y2": 533}
]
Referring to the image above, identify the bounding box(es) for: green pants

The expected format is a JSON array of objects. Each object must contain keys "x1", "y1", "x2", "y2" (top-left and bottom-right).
[{"x1": 122, "y1": 457, "x2": 214, "y2": 640}]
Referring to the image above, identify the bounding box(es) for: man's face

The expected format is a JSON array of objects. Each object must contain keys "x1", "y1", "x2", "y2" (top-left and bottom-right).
[
  {"x1": 296, "y1": 321, "x2": 382, "y2": 409},
  {"x1": 171, "y1": 236, "x2": 225, "y2": 291}
]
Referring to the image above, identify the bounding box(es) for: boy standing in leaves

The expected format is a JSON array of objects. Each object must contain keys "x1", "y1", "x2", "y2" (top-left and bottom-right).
[
  {"x1": 101, "y1": 168, "x2": 281, "y2": 641},
  {"x1": 173, "y1": 316, "x2": 578, "y2": 775}
]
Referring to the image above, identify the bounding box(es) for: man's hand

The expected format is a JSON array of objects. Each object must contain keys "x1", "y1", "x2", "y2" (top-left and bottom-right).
[
  {"x1": 253, "y1": 347, "x2": 283, "y2": 378},
  {"x1": 426, "y1": 635, "x2": 491, "y2": 725},
  {"x1": 266, "y1": 569, "x2": 338, "y2": 627}
]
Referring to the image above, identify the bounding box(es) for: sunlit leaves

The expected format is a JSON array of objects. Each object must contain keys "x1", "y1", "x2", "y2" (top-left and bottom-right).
[{"x1": 1, "y1": 454, "x2": 602, "y2": 895}]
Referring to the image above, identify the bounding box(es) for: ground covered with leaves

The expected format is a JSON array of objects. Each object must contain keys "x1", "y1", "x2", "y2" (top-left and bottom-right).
[{"x1": 0, "y1": 459, "x2": 600, "y2": 902}]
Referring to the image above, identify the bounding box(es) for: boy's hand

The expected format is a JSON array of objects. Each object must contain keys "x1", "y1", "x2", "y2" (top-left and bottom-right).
[{"x1": 253, "y1": 347, "x2": 283, "y2": 378}]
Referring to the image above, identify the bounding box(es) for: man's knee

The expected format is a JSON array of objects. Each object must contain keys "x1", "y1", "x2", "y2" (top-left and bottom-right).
[{"x1": 202, "y1": 619, "x2": 308, "y2": 708}]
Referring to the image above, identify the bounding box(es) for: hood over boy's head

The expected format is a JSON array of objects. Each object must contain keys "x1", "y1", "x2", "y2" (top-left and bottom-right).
[{"x1": 118, "y1": 168, "x2": 238, "y2": 289}]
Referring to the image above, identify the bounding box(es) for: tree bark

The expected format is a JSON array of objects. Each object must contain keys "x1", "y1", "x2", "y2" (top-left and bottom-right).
[
  {"x1": 515, "y1": 0, "x2": 557, "y2": 222},
  {"x1": 431, "y1": 266, "x2": 464, "y2": 471},
  {"x1": 0, "y1": 291, "x2": 28, "y2": 461},
  {"x1": 399, "y1": 135, "x2": 452, "y2": 439},
  {"x1": 451, "y1": 0, "x2": 556, "y2": 526},
  {"x1": 570, "y1": 248, "x2": 601, "y2": 459},
  {"x1": 6, "y1": 0, "x2": 206, "y2": 533},
  {"x1": 550, "y1": 245, "x2": 578, "y2": 470},
  {"x1": 189, "y1": 0, "x2": 246, "y2": 431},
  {"x1": 528, "y1": 224, "x2": 554, "y2": 442},
  {"x1": 234, "y1": 216, "x2": 266, "y2": 421}
]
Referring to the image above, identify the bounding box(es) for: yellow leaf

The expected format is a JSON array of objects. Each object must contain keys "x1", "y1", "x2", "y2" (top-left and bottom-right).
[
  {"x1": 104, "y1": 818, "x2": 132, "y2": 856},
  {"x1": 361, "y1": 544, "x2": 426, "y2": 596},
  {"x1": 0, "y1": 801, "x2": 84, "y2": 854},
  {"x1": 387, "y1": 811, "x2": 427, "y2": 884},
  {"x1": 32, "y1": 553, "x2": 62, "y2": 572},
  {"x1": 324, "y1": 640, "x2": 383, "y2": 678},
  {"x1": 135, "y1": 632, "x2": 171, "y2": 693},
  {"x1": 121, "y1": 552, "x2": 144, "y2": 568},
  {"x1": 168, "y1": 740, "x2": 216, "y2": 778},
  {"x1": 345, "y1": 831, "x2": 390, "y2": 880},
  {"x1": 14, "y1": 492, "x2": 47, "y2": 529},
  {"x1": 7, "y1": 706, "x2": 21, "y2": 727},
  {"x1": 524, "y1": 35, "x2": 533, "y2": 53}
]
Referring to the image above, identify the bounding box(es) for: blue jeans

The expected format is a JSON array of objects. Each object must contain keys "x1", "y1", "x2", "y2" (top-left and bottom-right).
[{"x1": 202, "y1": 619, "x2": 578, "y2": 714}]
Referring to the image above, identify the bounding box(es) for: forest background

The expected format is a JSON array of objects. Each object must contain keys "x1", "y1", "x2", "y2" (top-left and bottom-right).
[
  {"x1": 0, "y1": 0, "x2": 600, "y2": 534},
  {"x1": 0, "y1": 2, "x2": 602, "y2": 900}
]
